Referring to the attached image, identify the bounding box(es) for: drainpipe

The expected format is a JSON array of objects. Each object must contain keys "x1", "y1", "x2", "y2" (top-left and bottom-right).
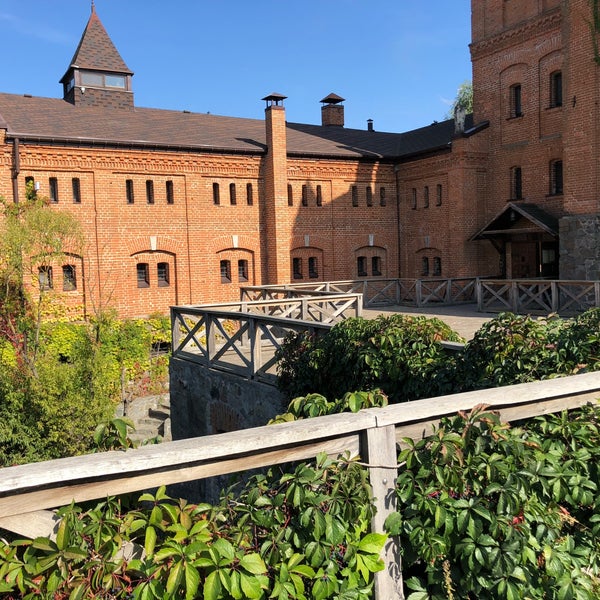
[{"x1": 12, "y1": 138, "x2": 20, "y2": 204}]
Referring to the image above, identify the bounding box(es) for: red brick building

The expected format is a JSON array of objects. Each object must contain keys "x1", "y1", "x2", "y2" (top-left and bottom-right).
[{"x1": 0, "y1": 3, "x2": 597, "y2": 318}]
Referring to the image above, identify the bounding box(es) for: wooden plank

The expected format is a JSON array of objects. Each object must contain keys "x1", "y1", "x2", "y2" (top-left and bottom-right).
[
  {"x1": 364, "y1": 426, "x2": 404, "y2": 599},
  {"x1": 0, "y1": 412, "x2": 376, "y2": 496},
  {"x1": 374, "y1": 371, "x2": 600, "y2": 429},
  {"x1": 0, "y1": 510, "x2": 61, "y2": 540},
  {"x1": 394, "y1": 391, "x2": 600, "y2": 447},
  {"x1": 0, "y1": 434, "x2": 361, "y2": 519}
]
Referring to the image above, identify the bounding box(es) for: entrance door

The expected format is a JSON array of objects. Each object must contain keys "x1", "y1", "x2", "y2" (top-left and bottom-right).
[{"x1": 511, "y1": 242, "x2": 537, "y2": 278}]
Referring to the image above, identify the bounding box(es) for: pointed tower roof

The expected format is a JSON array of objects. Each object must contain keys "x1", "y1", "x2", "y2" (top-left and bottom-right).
[{"x1": 60, "y1": 4, "x2": 132, "y2": 83}]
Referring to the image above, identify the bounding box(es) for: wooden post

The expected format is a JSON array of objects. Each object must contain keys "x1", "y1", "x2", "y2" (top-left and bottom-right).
[
  {"x1": 363, "y1": 425, "x2": 404, "y2": 599},
  {"x1": 551, "y1": 281, "x2": 558, "y2": 313},
  {"x1": 416, "y1": 279, "x2": 422, "y2": 307}
]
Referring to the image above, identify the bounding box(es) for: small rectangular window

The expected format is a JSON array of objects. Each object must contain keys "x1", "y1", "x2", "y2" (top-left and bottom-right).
[
  {"x1": 380, "y1": 187, "x2": 386, "y2": 207},
  {"x1": 302, "y1": 185, "x2": 308, "y2": 207},
  {"x1": 126, "y1": 179, "x2": 134, "y2": 204},
  {"x1": 238, "y1": 259, "x2": 249, "y2": 282},
  {"x1": 146, "y1": 180, "x2": 154, "y2": 204},
  {"x1": 166, "y1": 180, "x2": 174, "y2": 204},
  {"x1": 510, "y1": 84, "x2": 522, "y2": 118},
  {"x1": 246, "y1": 183, "x2": 253, "y2": 206},
  {"x1": 25, "y1": 176, "x2": 36, "y2": 200},
  {"x1": 49, "y1": 177, "x2": 59, "y2": 203},
  {"x1": 433, "y1": 256, "x2": 442, "y2": 276},
  {"x1": 421, "y1": 257, "x2": 430, "y2": 277},
  {"x1": 351, "y1": 186, "x2": 358, "y2": 207},
  {"x1": 308, "y1": 256, "x2": 318, "y2": 279},
  {"x1": 366, "y1": 186, "x2": 373, "y2": 207},
  {"x1": 550, "y1": 71, "x2": 562, "y2": 108},
  {"x1": 62, "y1": 264, "x2": 76, "y2": 291},
  {"x1": 436, "y1": 184, "x2": 442, "y2": 206},
  {"x1": 292, "y1": 257, "x2": 303, "y2": 280},
  {"x1": 157, "y1": 262, "x2": 170, "y2": 287},
  {"x1": 316, "y1": 185, "x2": 322, "y2": 207},
  {"x1": 213, "y1": 182, "x2": 220, "y2": 205},
  {"x1": 229, "y1": 183, "x2": 237, "y2": 205},
  {"x1": 550, "y1": 160, "x2": 563, "y2": 195},
  {"x1": 511, "y1": 166, "x2": 523, "y2": 200},
  {"x1": 357, "y1": 256, "x2": 367, "y2": 277},
  {"x1": 220, "y1": 259, "x2": 231, "y2": 283},
  {"x1": 287, "y1": 184, "x2": 293, "y2": 206},
  {"x1": 38, "y1": 266, "x2": 53, "y2": 290},
  {"x1": 137, "y1": 263, "x2": 149, "y2": 288},
  {"x1": 411, "y1": 188, "x2": 417, "y2": 209},
  {"x1": 72, "y1": 178, "x2": 81, "y2": 203},
  {"x1": 372, "y1": 256, "x2": 382, "y2": 276},
  {"x1": 423, "y1": 186, "x2": 429, "y2": 208}
]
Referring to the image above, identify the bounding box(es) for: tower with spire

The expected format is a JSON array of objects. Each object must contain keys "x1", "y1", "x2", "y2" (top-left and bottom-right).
[{"x1": 60, "y1": 3, "x2": 134, "y2": 108}]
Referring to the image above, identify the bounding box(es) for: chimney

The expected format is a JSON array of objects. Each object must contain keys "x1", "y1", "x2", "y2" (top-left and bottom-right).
[
  {"x1": 262, "y1": 92, "x2": 290, "y2": 283},
  {"x1": 320, "y1": 93, "x2": 345, "y2": 127},
  {"x1": 367, "y1": 119, "x2": 374, "y2": 132}
]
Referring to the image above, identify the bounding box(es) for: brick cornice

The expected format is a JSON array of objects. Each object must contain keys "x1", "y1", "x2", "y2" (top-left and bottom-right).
[{"x1": 470, "y1": 9, "x2": 562, "y2": 60}]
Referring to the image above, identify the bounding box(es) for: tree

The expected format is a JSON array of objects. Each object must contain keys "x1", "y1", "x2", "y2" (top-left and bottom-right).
[
  {"x1": 446, "y1": 80, "x2": 473, "y2": 119},
  {"x1": 0, "y1": 184, "x2": 84, "y2": 373}
]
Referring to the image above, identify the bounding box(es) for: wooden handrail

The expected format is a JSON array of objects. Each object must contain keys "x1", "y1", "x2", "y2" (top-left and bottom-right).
[{"x1": 1, "y1": 371, "x2": 599, "y2": 598}]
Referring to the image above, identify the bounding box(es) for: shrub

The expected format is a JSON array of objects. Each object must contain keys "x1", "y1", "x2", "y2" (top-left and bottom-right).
[
  {"x1": 0, "y1": 456, "x2": 385, "y2": 599},
  {"x1": 389, "y1": 405, "x2": 600, "y2": 599},
  {"x1": 277, "y1": 314, "x2": 463, "y2": 404}
]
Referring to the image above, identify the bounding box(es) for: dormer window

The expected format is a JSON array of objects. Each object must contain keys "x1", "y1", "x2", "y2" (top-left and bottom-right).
[{"x1": 80, "y1": 71, "x2": 126, "y2": 89}]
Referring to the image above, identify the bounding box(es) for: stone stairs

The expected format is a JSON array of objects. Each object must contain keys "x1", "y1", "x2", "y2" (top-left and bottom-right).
[{"x1": 115, "y1": 393, "x2": 171, "y2": 444}]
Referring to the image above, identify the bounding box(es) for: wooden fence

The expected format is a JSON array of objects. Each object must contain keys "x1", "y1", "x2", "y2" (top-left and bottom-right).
[
  {"x1": 2, "y1": 371, "x2": 600, "y2": 599},
  {"x1": 171, "y1": 295, "x2": 362, "y2": 384},
  {"x1": 242, "y1": 277, "x2": 480, "y2": 308},
  {"x1": 477, "y1": 279, "x2": 600, "y2": 314}
]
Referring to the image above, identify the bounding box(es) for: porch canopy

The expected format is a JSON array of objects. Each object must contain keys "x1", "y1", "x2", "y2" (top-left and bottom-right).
[{"x1": 470, "y1": 202, "x2": 558, "y2": 245}]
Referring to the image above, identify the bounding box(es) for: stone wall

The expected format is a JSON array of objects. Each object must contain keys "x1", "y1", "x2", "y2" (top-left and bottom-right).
[
  {"x1": 560, "y1": 215, "x2": 600, "y2": 280},
  {"x1": 168, "y1": 357, "x2": 286, "y2": 501}
]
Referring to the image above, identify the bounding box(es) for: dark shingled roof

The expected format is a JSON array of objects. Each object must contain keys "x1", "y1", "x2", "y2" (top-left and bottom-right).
[
  {"x1": 60, "y1": 6, "x2": 132, "y2": 84},
  {"x1": 0, "y1": 92, "x2": 470, "y2": 160},
  {"x1": 471, "y1": 202, "x2": 559, "y2": 240}
]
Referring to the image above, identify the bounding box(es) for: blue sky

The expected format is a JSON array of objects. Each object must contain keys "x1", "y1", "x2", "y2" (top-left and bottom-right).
[{"x1": 0, "y1": 1, "x2": 472, "y2": 133}]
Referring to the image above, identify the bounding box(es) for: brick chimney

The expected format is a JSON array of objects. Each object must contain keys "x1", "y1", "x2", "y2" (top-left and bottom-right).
[
  {"x1": 262, "y1": 93, "x2": 290, "y2": 284},
  {"x1": 321, "y1": 93, "x2": 345, "y2": 127}
]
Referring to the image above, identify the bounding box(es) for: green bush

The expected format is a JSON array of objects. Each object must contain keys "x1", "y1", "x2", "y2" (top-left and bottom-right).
[
  {"x1": 0, "y1": 456, "x2": 385, "y2": 599},
  {"x1": 389, "y1": 404, "x2": 600, "y2": 599},
  {"x1": 0, "y1": 313, "x2": 171, "y2": 465},
  {"x1": 278, "y1": 310, "x2": 600, "y2": 405},
  {"x1": 276, "y1": 314, "x2": 463, "y2": 404}
]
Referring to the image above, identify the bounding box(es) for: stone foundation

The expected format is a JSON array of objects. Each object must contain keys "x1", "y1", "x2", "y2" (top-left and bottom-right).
[
  {"x1": 168, "y1": 357, "x2": 287, "y2": 502},
  {"x1": 559, "y1": 215, "x2": 600, "y2": 280}
]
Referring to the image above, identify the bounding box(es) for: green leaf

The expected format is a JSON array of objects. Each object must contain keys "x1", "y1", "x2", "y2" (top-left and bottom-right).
[
  {"x1": 166, "y1": 560, "x2": 184, "y2": 596},
  {"x1": 240, "y1": 571, "x2": 264, "y2": 599},
  {"x1": 357, "y1": 533, "x2": 386, "y2": 554},
  {"x1": 55, "y1": 518, "x2": 70, "y2": 551},
  {"x1": 239, "y1": 552, "x2": 267, "y2": 575},
  {"x1": 212, "y1": 537, "x2": 235, "y2": 563},
  {"x1": 185, "y1": 564, "x2": 200, "y2": 600},
  {"x1": 144, "y1": 525, "x2": 157, "y2": 557},
  {"x1": 203, "y1": 570, "x2": 221, "y2": 600}
]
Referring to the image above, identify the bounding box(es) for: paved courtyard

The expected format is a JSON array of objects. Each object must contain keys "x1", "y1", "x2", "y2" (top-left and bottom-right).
[{"x1": 363, "y1": 303, "x2": 497, "y2": 340}]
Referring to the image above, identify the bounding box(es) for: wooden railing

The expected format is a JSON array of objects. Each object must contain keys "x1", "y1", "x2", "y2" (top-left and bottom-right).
[
  {"x1": 2, "y1": 371, "x2": 600, "y2": 598},
  {"x1": 477, "y1": 279, "x2": 600, "y2": 314},
  {"x1": 242, "y1": 278, "x2": 480, "y2": 308},
  {"x1": 171, "y1": 295, "x2": 361, "y2": 383}
]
